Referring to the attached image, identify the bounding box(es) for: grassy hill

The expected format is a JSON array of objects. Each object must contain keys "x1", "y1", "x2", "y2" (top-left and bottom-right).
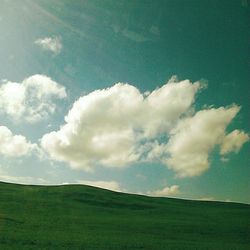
[{"x1": 0, "y1": 181, "x2": 249, "y2": 249}]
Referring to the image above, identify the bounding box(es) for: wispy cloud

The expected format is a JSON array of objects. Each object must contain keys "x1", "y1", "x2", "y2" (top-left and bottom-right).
[
  {"x1": 121, "y1": 28, "x2": 150, "y2": 42},
  {"x1": 0, "y1": 175, "x2": 47, "y2": 185},
  {"x1": 0, "y1": 168, "x2": 47, "y2": 185},
  {"x1": 35, "y1": 36, "x2": 62, "y2": 54}
]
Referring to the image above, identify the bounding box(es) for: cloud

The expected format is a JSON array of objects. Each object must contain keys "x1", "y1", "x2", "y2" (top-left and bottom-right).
[
  {"x1": 0, "y1": 75, "x2": 66, "y2": 122},
  {"x1": 77, "y1": 180, "x2": 122, "y2": 192},
  {"x1": 111, "y1": 25, "x2": 151, "y2": 42},
  {"x1": 41, "y1": 78, "x2": 201, "y2": 170},
  {"x1": 0, "y1": 174, "x2": 47, "y2": 185},
  {"x1": 221, "y1": 157, "x2": 229, "y2": 163},
  {"x1": 35, "y1": 36, "x2": 62, "y2": 54},
  {"x1": 0, "y1": 126, "x2": 36, "y2": 157},
  {"x1": 121, "y1": 28, "x2": 150, "y2": 42},
  {"x1": 220, "y1": 129, "x2": 249, "y2": 155},
  {"x1": 40, "y1": 77, "x2": 248, "y2": 177},
  {"x1": 147, "y1": 185, "x2": 179, "y2": 197},
  {"x1": 165, "y1": 106, "x2": 241, "y2": 177},
  {"x1": 199, "y1": 197, "x2": 215, "y2": 201},
  {"x1": 0, "y1": 168, "x2": 47, "y2": 185}
]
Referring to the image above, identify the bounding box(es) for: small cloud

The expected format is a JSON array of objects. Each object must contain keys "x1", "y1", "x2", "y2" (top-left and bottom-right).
[
  {"x1": 0, "y1": 126, "x2": 36, "y2": 157},
  {"x1": 77, "y1": 180, "x2": 122, "y2": 192},
  {"x1": 149, "y1": 25, "x2": 160, "y2": 36},
  {"x1": 221, "y1": 157, "x2": 229, "y2": 163},
  {"x1": 147, "y1": 185, "x2": 179, "y2": 197},
  {"x1": 2, "y1": 176, "x2": 47, "y2": 185},
  {"x1": 241, "y1": 0, "x2": 248, "y2": 7},
  {"x1": 199, "y1": 197, "x2": 215, "y2": 201},
  {"x1": 111, "y1": 24, "x2": 121, "y2": 33},
  {"x1": 136, "y1": 173, "x2": 147, "y2": 180},
  {"x1": 0, "y1": 74, "x2": 66, "y2": 123},
  {"x1": 121, "y1": 28, "x2": 150, "y2": 42},
  {"x1": 0, "y1": 169, "x2": 47, "y2": 185},
  {"x1": 35, "y1": 36, "x2": 62, "y2": 54},
  {"x1": 220, "y1": 129, "x2": 249, "y2": 155}
]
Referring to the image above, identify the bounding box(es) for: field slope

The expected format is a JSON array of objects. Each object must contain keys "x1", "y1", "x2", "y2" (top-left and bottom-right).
[{"x1": 0, "y1": 181, "x2": 249, "y2": 249}]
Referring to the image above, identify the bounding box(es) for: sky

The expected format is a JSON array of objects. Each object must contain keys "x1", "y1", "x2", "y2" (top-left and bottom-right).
[{"x1": 0, "y1": 0, "x2": 249, "y2": 203}]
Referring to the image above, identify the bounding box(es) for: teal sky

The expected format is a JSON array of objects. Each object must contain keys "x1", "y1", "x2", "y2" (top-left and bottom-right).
[{"x1": 0, "y1": 0, "x2": 249, "y2": 203}]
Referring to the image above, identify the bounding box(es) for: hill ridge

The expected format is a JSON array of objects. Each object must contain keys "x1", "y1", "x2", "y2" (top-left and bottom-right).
[{"x1": 0, "y1": 181, "x2": 249, "y2": 249}]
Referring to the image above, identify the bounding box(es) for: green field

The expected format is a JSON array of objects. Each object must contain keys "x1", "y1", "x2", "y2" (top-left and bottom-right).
[{"x1": 0, "y1": 181, "x2": 249, "y2": 249}]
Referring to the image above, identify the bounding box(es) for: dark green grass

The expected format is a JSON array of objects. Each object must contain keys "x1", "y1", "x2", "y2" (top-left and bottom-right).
[{"x1": 0, "y1": 181, "x2": 249, "y2": 249}]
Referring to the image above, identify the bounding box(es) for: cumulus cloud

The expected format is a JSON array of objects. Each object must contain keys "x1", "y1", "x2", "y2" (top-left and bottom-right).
[
  {"x1": 165, "y1": 106, "x2": 241, "y2": 177},
  {"x1": 41, "y1": 78, "x2": 201, "y2": 170},
  {"x1": 0, "y1": 126, "x2": 36, "y2": 157},
  {"x1": 77, "y1": 180, "x2": 122, "y2": 192},
  {"x1": 40, "y1": 77, "x2": 248, "y2": 177},
  {"x1": 0, "y1": 75, "x2": 66, "y2": 122},
  {"x1": 35, "y1": 36, "x2": 62, "y2": 54},
  {"x1": 220, "y1": 129, "x2": 249, "y2": 155},
  {"x1": 147, "y1": 185, "x2": 179, "y2": 197}
]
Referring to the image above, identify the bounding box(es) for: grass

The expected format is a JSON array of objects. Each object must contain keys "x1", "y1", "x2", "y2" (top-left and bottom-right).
[{"x1": 0, "y1": 181, "x2": 249, "y2": 249}]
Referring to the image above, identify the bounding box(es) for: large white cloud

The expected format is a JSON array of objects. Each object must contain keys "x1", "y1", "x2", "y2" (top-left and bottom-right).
[
  {"x1": 35, "y1": 36, "x2": 62, "y2": 54},
  {"x1": 164, "y1": 106, "x2": 242, "y2": 177},
  {"x1": 0, "y1": 75, "x2": 66, "y2": 122},
  {"x1": 0, "y1": 126, "x2": 36, "y2": 157},
  {"x1": 41, "y1": 78, "x2": 249, "y2": 177},
  {"x1": 41, "y1": 78, "x2": 201, "y2": 170}
]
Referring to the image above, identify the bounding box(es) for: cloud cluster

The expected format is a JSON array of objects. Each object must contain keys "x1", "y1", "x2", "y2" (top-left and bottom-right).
[
  {"x1": 35, "y1": 36, "x2": 62, "y2": 54},
  {"x1": 0, "y1": 126, "x2": 36, "y2": 157},
  {"x1": 147, "y1": 185, "x2": 179, "y2": 197},
  {"x1": 0, "y1": 75, "x2": 66, "y2": 122},
  {"x1": 41, "y1": 79, "x2": 201, "y2": 170},
  {"x1": 41, "y1": 78, "x2": 249, "y2": 177}
]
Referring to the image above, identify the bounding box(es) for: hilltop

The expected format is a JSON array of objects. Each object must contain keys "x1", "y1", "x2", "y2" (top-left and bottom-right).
[{"x1": 0, "y1": 181, "x2": 249, "y2": 249}]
